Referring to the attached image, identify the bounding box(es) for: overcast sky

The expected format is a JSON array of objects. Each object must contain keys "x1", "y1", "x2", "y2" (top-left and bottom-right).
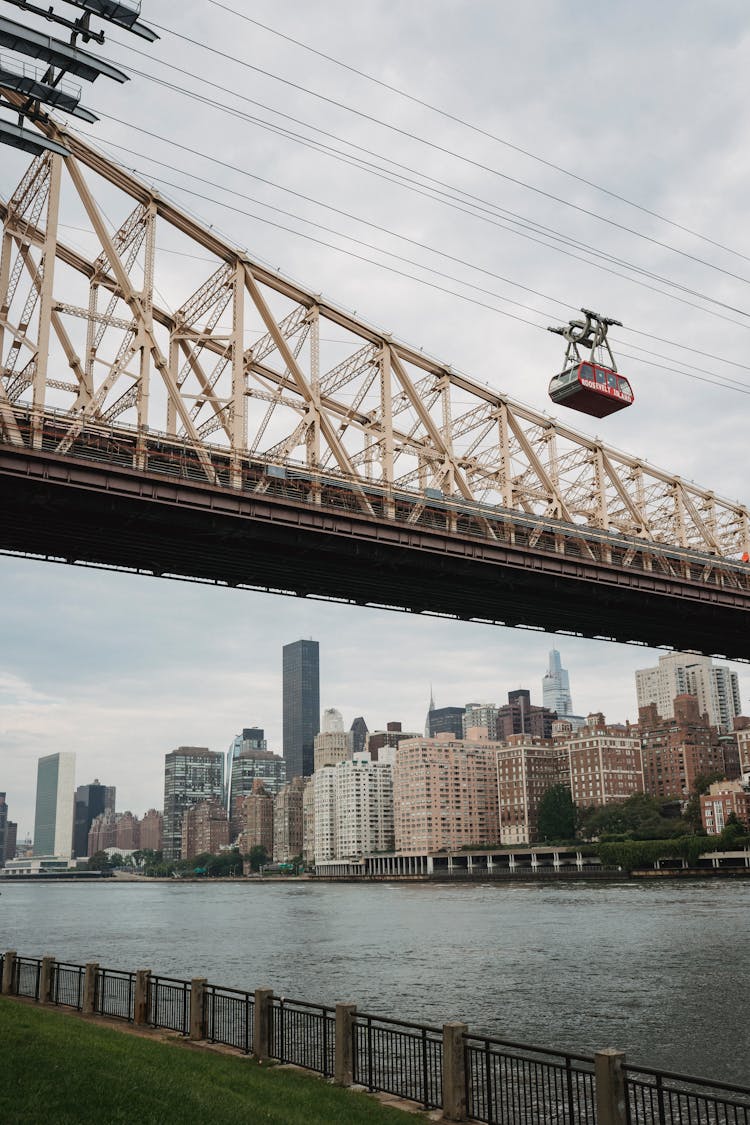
[{"x1": 2, "y1": 1, "x2": 750, "y2": 836}]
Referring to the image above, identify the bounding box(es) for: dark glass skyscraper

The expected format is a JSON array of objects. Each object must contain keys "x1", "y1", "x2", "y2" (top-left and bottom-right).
[{"x1": 282, "y1": 639, "x2": 320, "y2": 779}]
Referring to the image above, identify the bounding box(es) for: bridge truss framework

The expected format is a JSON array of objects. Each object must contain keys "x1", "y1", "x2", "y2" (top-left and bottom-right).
[{"x1": 1, "y1": 104, "x2": 749, "y2": 658}]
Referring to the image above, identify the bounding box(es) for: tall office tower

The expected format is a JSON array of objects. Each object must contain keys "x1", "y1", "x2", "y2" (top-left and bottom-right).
[
  {"x1": 282, "y1": 639, "x2": 320, "y2": 779},
  {"x1": 33, "y1": 752, "x2": 76, "y2": 858},
  {"x1": 496, "y1": 690, "x2": 556, "y2": 740},
  {"x1": 163, "y1": 747, "x2": 224, "y2": 861},
  {"x1": 73, "y1": 780, "x2": 112, "y2": 858},
  {"x1": 427, "y1": 705, "x2": 465, "y2": 739},
  {"x1": 635, "y1": 652, "x2": 741, "y2": 733},
  {"x1": 350, "y1": 717, "x2": 368, "y2": 756},
  {"x1": 542, "y1": 649, "x2": 573, "y2": 716},
  {"x1": 0, "y1": 793, "x2": 8, "y2": 867},
  {"x1": 424, "y1": 687, "x2": 435, "y2": 737},
  {"x1": 226, "y1": 728, "x2": 267, "y2": 808},
  {"x1": 463, "y1": 703, "x2": 498, "y2": 741}
]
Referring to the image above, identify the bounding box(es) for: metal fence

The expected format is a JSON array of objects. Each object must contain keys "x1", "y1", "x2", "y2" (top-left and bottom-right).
[
  {"x1": 149, "y1": 975, "x2": 190, "y2": 1035},
  {"x1": 626, "y1": 1064, "x2": 750, "y2": 1125},
  {"x1": 353, "y1": 1011, "x2": 443, "y2": 1110},
  {"x1": 271, "y1": 996, "x2": 335, "y2": 1077},
  {"x1": 95, "y1": 968, "x2": 134, "y2": 1022},
  {"x1": 204, "y1": 984, "x2": 254, "y2": 1054},
  {"x1": 2, "y1": 950, "x2": 749, "y2": 1125},
  {"x1": 13, "y1": 956, "x2": 41, "y2": 1000},
  {"x1": 465, "y1": 1033, "x2": 597, "y2": 1125},
  {"x1": 51, "y1": 962, "x2": 85, "y2": 1010}
]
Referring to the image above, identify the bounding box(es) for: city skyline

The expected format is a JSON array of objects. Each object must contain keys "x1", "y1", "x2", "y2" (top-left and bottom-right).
[{"x1": 2, "y1": 556, "x2": 748, "y2": 837}]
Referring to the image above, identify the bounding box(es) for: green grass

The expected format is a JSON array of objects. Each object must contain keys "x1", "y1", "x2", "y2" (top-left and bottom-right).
[{"x1": 0, "y1": 997, "x2": 421, "y2": 1125}]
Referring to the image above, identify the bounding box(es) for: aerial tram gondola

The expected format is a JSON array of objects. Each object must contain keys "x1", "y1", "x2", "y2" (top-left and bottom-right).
[{"x1": 547, "y1": 309, "x2": 634, "y2": 418}]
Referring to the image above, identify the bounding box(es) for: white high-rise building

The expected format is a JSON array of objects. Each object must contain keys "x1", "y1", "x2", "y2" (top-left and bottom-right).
[
  {"x1": 635, "y1": 653, "x2": 741, "y2": 733},
  {"x1": 33, "y1": 752, "x2": 76, "y2": 858},
  {"x1": 542, "y1": 649, "x2": 573, "y2": 716},
  {"x1": 322, "y1": 707, "x2": 344, "y2": 733},
  {"x1": 312, "y1": 754, "x2": 394, "y2": 861}
]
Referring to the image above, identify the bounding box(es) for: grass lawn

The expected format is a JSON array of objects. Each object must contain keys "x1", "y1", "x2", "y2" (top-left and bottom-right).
[{"x1": 0, "y1": 997, "x2": 421, "y2": 1125}]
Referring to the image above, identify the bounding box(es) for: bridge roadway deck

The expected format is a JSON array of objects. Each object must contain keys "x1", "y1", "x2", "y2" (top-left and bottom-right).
[{"x1": 1, "y1": 442, "x2": 749, "y2": 660}]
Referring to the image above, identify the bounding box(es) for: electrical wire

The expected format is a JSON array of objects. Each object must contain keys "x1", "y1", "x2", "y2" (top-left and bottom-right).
[
  {"x1": 144, "y1": 15, "x2": 750, "y2": 289},
  {"x1": 207, "y1": 0, "x2": 750, "y2": 269}
]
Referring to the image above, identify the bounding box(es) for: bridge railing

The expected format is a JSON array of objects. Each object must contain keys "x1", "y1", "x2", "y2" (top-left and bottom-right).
[{"x1": 3, "y1": 954, "x2": 750, "y2": 1122}]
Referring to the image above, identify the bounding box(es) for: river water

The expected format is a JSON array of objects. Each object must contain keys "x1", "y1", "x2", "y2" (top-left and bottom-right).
[{"x1": 1, "y1": 878, "x2": 748, "y2": 1084}]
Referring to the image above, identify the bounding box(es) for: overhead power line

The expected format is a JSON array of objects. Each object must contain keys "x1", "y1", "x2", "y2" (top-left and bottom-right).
[{"x1": 206, "y1": 0, "x2": 750, "y2": 270}]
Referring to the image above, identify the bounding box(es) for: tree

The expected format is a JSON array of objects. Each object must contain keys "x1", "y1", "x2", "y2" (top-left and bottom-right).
[
  {"x1": 537, "y1": 785, "x2": 577, "y2": 842},
  {"x1": 244, "y1": 845, "x2": 268, "y2": 872},
  {"x1": 580, "y1": 793, "x2": 684, "y2": 841},
  {"x1": 87, "y1": 850, "x2": 111, "y2": 871}
]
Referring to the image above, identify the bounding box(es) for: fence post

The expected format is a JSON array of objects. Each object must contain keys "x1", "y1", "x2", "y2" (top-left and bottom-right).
[
  {"x1": 253, "y1": 988, "x2": 273, "y2": 1060},
  {"x1": 82, "y1": 962, "x2": 99, "y2": 1015},
  {"x1": 442, "y1": 1022, "x2": 468, "y2": 1123},
  {"x1": 1, "y1": 952, "x2": 16, "y2": 996},
  {"x1": 134, "y1": 969, "x2": 151, "y2": 1026},
  {"x1": 334, "y1": 1003, "x2": 357, "y2": 1087},
  {"x1": 40, "y1": 956, "x2": 55, "y2": 1004},
  {"x1": 595, "y1": 1049, "x2": 627, "y2": 1125},
  {"x1": 189, "y1": 978, "x2": 207, "y2": 1041}
]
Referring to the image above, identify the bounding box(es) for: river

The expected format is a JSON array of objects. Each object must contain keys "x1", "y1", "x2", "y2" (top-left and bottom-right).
[{"x1": 1, "y1": 878, "x2": 748, "y2": 1084}]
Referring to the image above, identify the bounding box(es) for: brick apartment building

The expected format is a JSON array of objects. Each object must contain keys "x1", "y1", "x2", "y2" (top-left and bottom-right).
[
  {"x1": 495, "y1": 735, "x2": 564, "y2": 846},
  {"x1": 700, "y1": 780, "x2": 750, "y2": 835},
  {"x1": 640, "y1": 695, "x2": 731, "y2": 800},
  {"x1": 236, "y1": 779, "x2": 274, "y2": 857},
  {"x1": 181, "y1": 799, "x2": 229, "y2": 860}
]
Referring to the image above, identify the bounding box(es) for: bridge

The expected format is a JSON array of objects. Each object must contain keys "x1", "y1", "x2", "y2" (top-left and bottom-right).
[{"x1": 1, "y1": 109, "x2": 749, "y2": 660}]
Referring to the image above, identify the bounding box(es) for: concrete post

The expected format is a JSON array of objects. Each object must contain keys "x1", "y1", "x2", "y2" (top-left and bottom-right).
[
  {"x1": 82, "y1": 962, "x2": 99, "y2": 1015},
  {"x1": 134, "y1": 969, "x2": 151, "y2": 1026},
  {"x1": 253, "y1": 988, "x2": 274, "y2": 1060},
  {"x1": 334, "y1": 1003, "x2": 357, "y2": 1087},
  {"x1": 595, "y1": 1049, "x2": 627, "y2": 1125},
  {"x1": 189, "y1": 978, "x2": 207, "y2": 1041},
  {"x1": 2, "y1": 951, "x2": 17, "y2": 995},
  {"x1": 40, "y1": 956, "x2": 55, "y2": 1004},
  {"x1": 442, "y1": 1022, "x2": 468, "y2": 1122}
]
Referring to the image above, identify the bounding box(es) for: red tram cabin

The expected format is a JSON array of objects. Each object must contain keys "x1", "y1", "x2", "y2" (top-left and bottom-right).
[{"x1": 548, "y1": 361, "x2": 634, "y2": 418}]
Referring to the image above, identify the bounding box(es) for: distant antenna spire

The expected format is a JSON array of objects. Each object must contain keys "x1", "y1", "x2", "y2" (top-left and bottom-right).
[{"x1": 425, "y1": 684, "x2": 436, "y2": 737}]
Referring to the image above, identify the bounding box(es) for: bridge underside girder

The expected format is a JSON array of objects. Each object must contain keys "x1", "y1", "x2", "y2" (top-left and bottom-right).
[{"x1": 1, "y1": 447, "x2": 748, "y2": 660}]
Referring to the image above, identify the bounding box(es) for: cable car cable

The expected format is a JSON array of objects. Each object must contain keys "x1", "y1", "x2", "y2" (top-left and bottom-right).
[
  {"x1": 73, "y1": 132, "x2": 750, "y2": 400},
  {"x1": 207, "y1": 0, "x2": 750, "y2": 270},
  {"x1": 97, "y1": 65, "x2": 750, "y2": 324},
  {"x1": 142, "y1": 16, "x2": 750, "y2": 289}
]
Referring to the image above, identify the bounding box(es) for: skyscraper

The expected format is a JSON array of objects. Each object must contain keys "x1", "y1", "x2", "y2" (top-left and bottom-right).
[
  {"x1": 282, "y1": 639, "x2": 320, "y2": 779},
  {"x1": 542, "y1": 649, "x2": 573, "y2": 716},
  {"x1": 73, "y1": 780, "x2": 115, "y2": 859},
  {"x1": 163, "y1": 747, "x2": 225, "y2": 861},
  {"x1": 635, "y1": 652, "x2": 741, "y2": 733},
  {"x1": 33, "y1": 752, "x2": 76, "y2": 858}
]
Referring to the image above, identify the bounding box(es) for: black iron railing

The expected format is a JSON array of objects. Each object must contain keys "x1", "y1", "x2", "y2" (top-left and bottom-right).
[
  {"x1": 51, "y1": 962, "x2": 85, "y2": 1010},
  {"x1": 271, "y1": 996, "x2": 335, "y2": 1077},
  {"x1": 96, "y1": 968, "x2": 134, "y2": 1022},
  {"x1": 626, "y1": 1064, "x2": 750, "y2": 1125},
  {"x1": 204, "y1": 984, "x2": 254, "y2": 1054},
  {"x1": 149, "y1": 975, "x2": 190, "y2": 1035},
  {"x1": 464, "y1": 1033, "x2": 597, "y2": 1125},
  {"x1": 13, "y1": 956, "x2": 41, "y2": 1000},
  {"x1": 353, "y1": 1012, "x2": 443, "y2": 1110}
]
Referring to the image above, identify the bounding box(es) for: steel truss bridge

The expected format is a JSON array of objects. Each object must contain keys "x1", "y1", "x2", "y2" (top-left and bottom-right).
[{"x1": 1, "y1": 106, "x2": 749, "y2": 660}]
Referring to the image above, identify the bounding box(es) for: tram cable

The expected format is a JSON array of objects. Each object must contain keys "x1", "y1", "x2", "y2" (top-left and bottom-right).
[
  {"x1": 207, "y1": 0, "x2": 750, "y2": 270},
  {"x1": 98, "y1": 61, "x2": 750, "y2": 326},
  {"x1": 142, "y1": 15, "x2": 750, "y2": 289},
  {"x1": 70, "y1": 128, "x2": 750, "y2": 400}
]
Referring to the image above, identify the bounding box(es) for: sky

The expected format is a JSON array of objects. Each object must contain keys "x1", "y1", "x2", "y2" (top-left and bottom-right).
[{"x1": 2, "y1": 0, "x2": 750, "y2": 836}]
